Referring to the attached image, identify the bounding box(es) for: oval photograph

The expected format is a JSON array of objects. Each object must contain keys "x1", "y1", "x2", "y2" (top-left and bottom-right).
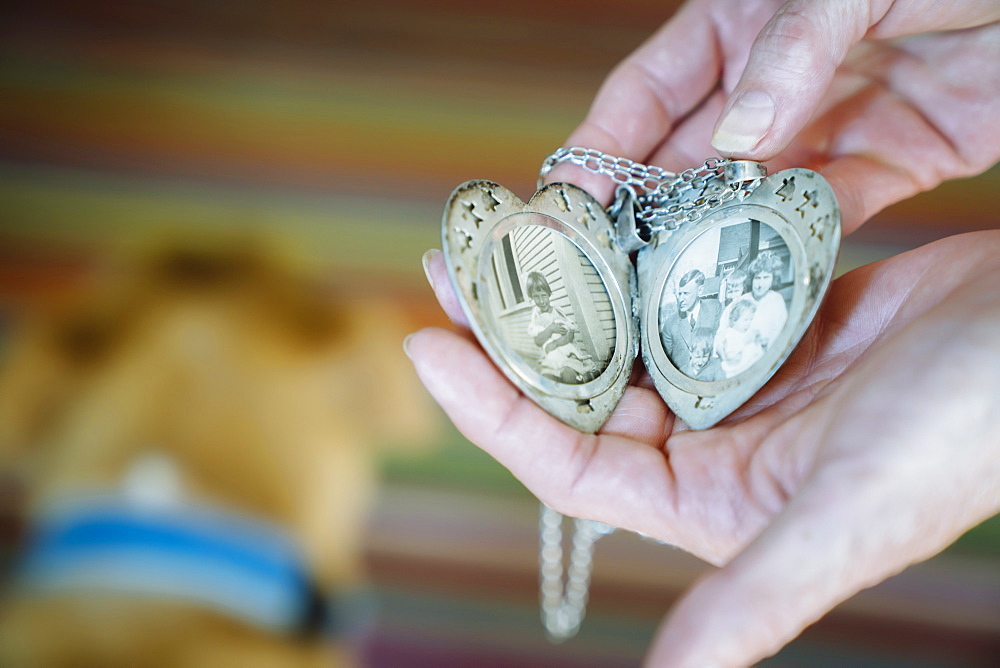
[
  {"x1": 483, "y1": 214, "x2": 617, "y2": 386},
  {"x1": 658, "y1": 218, "x2": 795, "y2": 381}
]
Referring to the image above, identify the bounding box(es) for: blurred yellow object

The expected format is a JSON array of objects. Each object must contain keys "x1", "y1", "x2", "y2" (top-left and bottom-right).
[{"x1": 0, "y1": 240, "x2": 437, "y2": 667}]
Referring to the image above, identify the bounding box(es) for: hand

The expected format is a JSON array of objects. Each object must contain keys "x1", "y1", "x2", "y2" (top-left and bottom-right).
[
  {"x1": 410, "y1": 2, "x2": 1000, "y2": 663},
  {"x1": 408, "y1": 231, "x2": 1000, "y2": 665},
  {"x1": 549, "y1": 0, "x2": 1000, "y2": 234}
]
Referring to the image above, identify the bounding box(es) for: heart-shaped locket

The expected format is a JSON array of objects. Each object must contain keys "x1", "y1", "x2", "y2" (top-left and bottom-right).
[
  {"x1": 442, "y1": 180, "x2": 637, "y2": 433},
  {"x1": 637, "y1": 168, "x2": 840, "y2": 429},
  {"x1": 441, "y1": 164, "x2": 839, "y2": 432}
]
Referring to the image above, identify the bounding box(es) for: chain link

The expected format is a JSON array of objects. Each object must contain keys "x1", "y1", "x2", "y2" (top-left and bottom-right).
[
  {"x1": 539, "y1": 504, "x2": 614, "y2": 642},
  {"x1": 539, "y1": 146, "x2": 678, "y2": 193},
  {"x1": 539, "y1": 147, "x2": 764, "y2": 235}
]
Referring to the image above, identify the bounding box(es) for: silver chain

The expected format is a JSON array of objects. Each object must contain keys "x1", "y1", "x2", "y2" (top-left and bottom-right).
[
  {"x1": 538, "y1": 146, "x2": 766, "y2": 235},
  {"x1": 534, "y1": 148, "x2": 764, "y2": 642},
  {"x1": 539, "y1": 503, "x2": 615, "y2": 642},
  {"x1": 538, "y1": 146, "x2": 681, "y2": 193}
]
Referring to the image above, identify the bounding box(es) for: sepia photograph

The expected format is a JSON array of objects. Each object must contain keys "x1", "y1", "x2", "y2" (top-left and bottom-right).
[
  {"x1": 659, "y1": 218, "x2": 794, "y2": 380},
  {"x1": 484, "y1": 216, "x2": 616, "y2": 386}
]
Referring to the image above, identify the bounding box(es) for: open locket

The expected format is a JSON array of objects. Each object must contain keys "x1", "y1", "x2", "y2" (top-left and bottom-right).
[{"x1": 441, "y1": 161, "x2": 840, "y2": 432}]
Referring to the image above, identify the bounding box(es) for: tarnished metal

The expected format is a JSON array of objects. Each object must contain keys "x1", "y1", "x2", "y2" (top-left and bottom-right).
[
  {"x1": 637, "y1": 167, "x2": 840, "y2": 429},
  {"x1": 441, "y1": 180, "x2": 638, "y2": 434},
  {"x1": 724, "y1": 158, "x2": 768, "y2": 185},
  {"x1": 608, "y1": 185, "x2": 650, "y2": 253},
  {"x1": 446, "y1": 149, "x2": 840, "y2": 432}
]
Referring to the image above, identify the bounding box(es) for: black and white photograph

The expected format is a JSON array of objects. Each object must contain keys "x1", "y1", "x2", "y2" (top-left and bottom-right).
[
  {"x1": 659, "y1": 219, "x2": 794, "y2": 380},
  {"x1": 484, "y1": 216, "x2": 616, "y2": 385}
]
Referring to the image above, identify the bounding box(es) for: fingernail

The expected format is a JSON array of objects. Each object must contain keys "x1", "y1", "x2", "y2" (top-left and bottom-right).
[
  {"x1": 712, "y1": 90, "x2": 775, "y2": 155},
  {"x1": 403, "y1": 333, "x2": 415, "y2": 359},
  {"x1": 422, "y1": 249, "x2": 440, "y2": 289}
]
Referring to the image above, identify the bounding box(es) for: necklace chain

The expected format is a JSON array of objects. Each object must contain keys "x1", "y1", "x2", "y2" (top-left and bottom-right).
[
  {"x1": 538, "y1": 146, "x2": 765, "y2": 235},
  {"x1": 534, "y1": 148, "x2": 765, "y2": 641},
  {"x1": 539, "y1": 504, "x2": 614, "y2": 641},
  {"x1": 538, "y1": 146, "x2": 687, "y2": 193}
]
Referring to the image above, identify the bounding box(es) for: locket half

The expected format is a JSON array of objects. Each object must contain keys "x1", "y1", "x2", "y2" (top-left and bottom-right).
[{"x1": 638, "y1": 168, "x2": 840, "y2": 429}]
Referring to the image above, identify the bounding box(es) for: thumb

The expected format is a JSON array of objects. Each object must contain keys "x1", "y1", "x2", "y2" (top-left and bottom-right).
[
  {"x1": 711, "y1": 0, "x2": 876, "y2": 158},
  {"x1": 643, "y1": 476, "x2": 929, "y2": 667},
  {"x1": 644, "y1": 378, "x2": 1000, "y2": 666}
]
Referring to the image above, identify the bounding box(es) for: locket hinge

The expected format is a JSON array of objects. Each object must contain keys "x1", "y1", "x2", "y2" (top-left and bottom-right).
[
  {"x1": 607, "y1": 160, "x2": 768, "y2": 254},
  {"x1": 609, "y1": 185, "x2": 652, "y2": 254},
  {"x1": 723, "y1": 160, "x2": 768, "y2": 188}
]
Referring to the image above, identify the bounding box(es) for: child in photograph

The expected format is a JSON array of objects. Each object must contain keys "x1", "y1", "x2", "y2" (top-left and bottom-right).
[
  {"x1": 714, "y1": 298, "x2": 765, "y2": 378},
  {"x1": 716, "y1": 267, "x2": 748, "y2": 351},
  {"x1": 525, "y1": 271, "x2": 597, "y2": 384},
  {"x1": 689, "y1": 328, "x2": 724, "y2": 381},
  {"x1": 722, "y1": 269, "x2": 748, "y2": 308}
]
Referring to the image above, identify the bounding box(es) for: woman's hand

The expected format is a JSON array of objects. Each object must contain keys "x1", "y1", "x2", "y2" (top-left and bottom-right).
[
  {"x1": 549, "y1": 0, "x2": 1000, "y2": 234},
  {"x1": 408, "y1": 230, "x2": 1000, "y2": 665},
  {"x1": 409, "y1": 2, "x2": 1000, "y2": 664}
]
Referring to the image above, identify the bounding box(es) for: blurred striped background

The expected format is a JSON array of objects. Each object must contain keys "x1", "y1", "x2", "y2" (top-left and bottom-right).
[{"x1": 1, "y1": 1, "x2": 998, "y2": 665}]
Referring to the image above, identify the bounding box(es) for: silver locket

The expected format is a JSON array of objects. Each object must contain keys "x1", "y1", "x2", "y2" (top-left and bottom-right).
[{"x1": 441, "y1": 149, "x2": 840, "y2": 432}]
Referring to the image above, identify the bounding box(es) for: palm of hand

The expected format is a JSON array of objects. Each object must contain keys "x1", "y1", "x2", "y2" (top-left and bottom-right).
[
  {"x1": 411, "y1": 2, "x2": 1000, "y2": 661},
  {"x1": 411, "y1": 231, "x2": 1000, "y2": 664}
]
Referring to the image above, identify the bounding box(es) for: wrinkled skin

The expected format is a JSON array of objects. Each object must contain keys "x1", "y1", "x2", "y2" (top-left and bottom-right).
[
  {"x1": 408, "y1": 1, "x2": 1000, "y2": 665},
  {"x1": 553, "y1": 0, "x2": 1000, "y2": 234}
]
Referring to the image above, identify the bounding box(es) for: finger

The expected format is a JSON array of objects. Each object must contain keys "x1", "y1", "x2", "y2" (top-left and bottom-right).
[
  {"x1": 820, "y1": 156, "x2": 919, "y2": 235},
  {"x1": 407, "y1": 325, "x2": 596, "y2": 505},
  {"x1": 647, "y1": 425, "x2": 994, "y2": 666},
  {"x1": 646, "y1": 483, "x2": 889, "y2": 666},
  {"x1": 868, "y1": 2, "x2": 1000, "y2": 38},
  {"x1": 819, "y1": 89, "x2": 976, "y2": 235},
  {"x1": 598, "y1": 385, "x2": 674, "y2": 448},
  {"x1": 646, "y1": 272, "x2": 1000, "y2": 666},
  {"x1": 646, "y1": 89, "x2": 728, "y2": 169},
  {"x1": 546, "y1": 2, "x2": 729, "y2": 201},
  {"x1": 711, "y1": 0, "x2": 876, "y2": 158},
  {"x1": 407, "y1": 327, "x2": 676, "y2": 531},
  {"x1": 818, "y1": 25, "x2": 1000, "y2": 232},
  {"x1": 422, "y1": 248, "x2": 470, "y2": 329}
]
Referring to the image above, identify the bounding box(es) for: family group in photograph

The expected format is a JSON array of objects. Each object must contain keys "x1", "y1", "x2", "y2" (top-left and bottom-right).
[{"x1": 661, "y1": 251, "x2": 788, "y2": 380}]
